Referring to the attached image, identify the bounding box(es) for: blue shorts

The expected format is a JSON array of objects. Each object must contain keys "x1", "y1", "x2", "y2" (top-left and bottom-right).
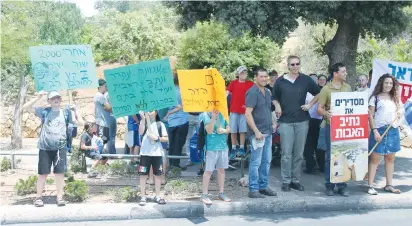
[
  {"x1": 369, "y1": 126, "x2": 401, "y2": 155},
  {"x1": 127, "y1": 131, "x2": 141, "y2": 147},
  {"x1": 229, "y1": 113, "x2": 247, "y2": 133}
]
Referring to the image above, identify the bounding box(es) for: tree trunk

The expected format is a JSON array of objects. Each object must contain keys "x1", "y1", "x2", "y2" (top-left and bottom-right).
[
  {"x1": 325, "y1": 18, "x2": 360, "y2": 88},
  {"x1": 10, "y1": 67, "x2": 28, "y2": 150}
]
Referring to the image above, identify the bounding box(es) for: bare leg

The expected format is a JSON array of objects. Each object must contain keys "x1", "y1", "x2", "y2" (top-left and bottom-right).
[
  {"x1": 217, "y1": 168, "x2": 225, "y2": 193},
  {"x1": 148, "y1": 167, "x2": 154, "y2": 184},
  {"x1": 154, "y1": 175, "x2": 162, "y2": 197},
  {"x1": 239, "y1": 133, "x2": 246, "y2": 147},
  {"x1": 368, "y1": 152, "x2": 381, "y2": 186},
  {"x1": 139, "y1": 175, "x2": 148, "y2": 196},
  {"x1": 384, "y1": 154, "x2": 396, "y2": 186},
  {"x1": 54, "y1": 174, "x2": 65, "y2": 200},
  {"x1": 230, "y1": 133, "x2": 238, "y2": 148},
  {"x1": 202, "y1": 171, "x2": 213, "y2": 194},
  {"x1": 135, "y1": 146, "x2": 140, "y2": 156},
  {"x1": 36, "y1": 174, "x2": 47, "y2": 199}
]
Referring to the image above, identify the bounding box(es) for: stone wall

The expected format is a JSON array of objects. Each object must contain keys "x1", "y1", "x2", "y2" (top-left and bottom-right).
[{"x1": 0, "y1": 93, "x2": 127, "y2": 140}]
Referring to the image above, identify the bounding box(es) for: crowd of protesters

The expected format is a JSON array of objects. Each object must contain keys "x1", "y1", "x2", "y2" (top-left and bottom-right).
[{"x1": 23, "y1": 55, "x2": 405, "y2": 207}]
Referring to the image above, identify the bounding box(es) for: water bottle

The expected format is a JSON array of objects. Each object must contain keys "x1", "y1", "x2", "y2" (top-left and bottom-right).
[
  {"x1": 189, "y1": 132, "x2": 201, "y2": 163},
  {"x1": 96, "y1": 138, "x2": 103, "y2": 154}
]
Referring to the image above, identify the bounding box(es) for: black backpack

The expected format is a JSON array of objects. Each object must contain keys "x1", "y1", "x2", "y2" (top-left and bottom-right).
[{"x1": 197, "y1": 113, "x2": 211, "y2": 151}]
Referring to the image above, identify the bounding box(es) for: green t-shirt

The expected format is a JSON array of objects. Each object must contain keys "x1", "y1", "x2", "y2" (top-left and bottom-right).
[
  {"x1": 318, "y1": 82, "x2": 352, "y2": 124},
  {"x1": 200, "y1": 112, "x2": 228, "y2": 152}
]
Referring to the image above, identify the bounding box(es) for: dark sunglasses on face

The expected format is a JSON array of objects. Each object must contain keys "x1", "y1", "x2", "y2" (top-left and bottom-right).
[{"x1": 290, "y1": 63, "x2": 300, "y2": 67}]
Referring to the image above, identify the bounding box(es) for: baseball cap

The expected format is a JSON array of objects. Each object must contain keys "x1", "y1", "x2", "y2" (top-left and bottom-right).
[
  {"x1": 48, "y1": 91, "x2": 61, "y2": 99},
  {"x1": 98, "y1": 78, "x2": 106, "y2": 87},
  {"x1": 236, "y1": 66, "x2": 247, "y2": 75}
]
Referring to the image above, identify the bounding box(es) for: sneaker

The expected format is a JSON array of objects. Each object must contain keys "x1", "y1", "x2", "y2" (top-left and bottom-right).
[
  {"x1": 367, "y1": 187, "x2": 378, "y2": 195},
  {"x1": 201, "y1": 194, "x2": 212, "y2": 205},
  {"x1": 281, "y1": 183, "x2": 291, "y2": 192},
  {"x1": 259, "y1": 188, "x2": 277, "y2": 196},
  {"x1": 290, "y1": 182, "x2": 305, "y2": 191},
  {"x1": 139, "y1": 196, "x2": 147, "y2": 206},
  {"x1": 338, "y1": 187, "x2": 349, "y2": 197},
  {"x1": 57, "y1": 198, "x2": 67, "y2": 207},
  {"x1": 248, "y1": 191, "x2": 266, "y2": 198},
  {"x1": 237, "y1": 148, "x2": 246, "y2": 157},
  {"x1": 218, "y1": 193, "x2": 232, "y2": 202},
  {"x1": 34, "y1": 198, "x2": 44, "y2": 207},
  {"x1": 229, "y1": 148, "x2": 236, "y2": 160},
  {"x1": 325, "y1": 187, "x2": 334, "y2": 196}
]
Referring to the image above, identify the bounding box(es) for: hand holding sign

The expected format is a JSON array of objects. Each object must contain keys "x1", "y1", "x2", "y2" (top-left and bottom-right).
[{"x1": 177, "y1": 68, "x2": 229, "y2": 122}]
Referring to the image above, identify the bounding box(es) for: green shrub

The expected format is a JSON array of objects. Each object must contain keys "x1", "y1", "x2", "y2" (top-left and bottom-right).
[
  {"x1": 1, "y1": 157, "x2": 12, "y2": 172},
  {"x1": 121, "y1": 186, "x2": 138, "y2": 202},
  {"x1": 46, "y1": 178, "x2": 55, "y2": 185},
  {"x1": 164, "y1": 179, "x2": 199, "y2": 194},
  {"x1": 64, "y1": 180, "x2": 89, "y2": 202},
  {"x1": 14, "y1": 175, "x2": 38, "y2": 196},
  {"x1": 109, "y1": 160, "x2": 127, "y2": 175},
  {"x1": 94, "y1": 164, "x2": 109, "y2": 175},
  {"x1": 69, "y1": 145, "x2": 87, "y2": 174}
]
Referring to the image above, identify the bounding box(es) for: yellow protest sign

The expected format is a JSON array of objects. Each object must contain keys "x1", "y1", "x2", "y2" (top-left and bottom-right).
[{"x1": 177, "y1": 68, "x2": 229, "y2": 122}]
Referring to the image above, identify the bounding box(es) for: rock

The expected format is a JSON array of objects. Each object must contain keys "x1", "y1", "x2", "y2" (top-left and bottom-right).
[
  {"x1": 4, "y1": 119, "x2": 12, "y2": 128},
  {"x1": 22, "y1": 113, "x2": 29, "y2": 122}
]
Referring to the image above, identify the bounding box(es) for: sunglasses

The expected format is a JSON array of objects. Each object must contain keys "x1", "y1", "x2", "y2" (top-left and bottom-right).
[{"x1": 290, "y1": 63, "x2": 300, "y2": 66}]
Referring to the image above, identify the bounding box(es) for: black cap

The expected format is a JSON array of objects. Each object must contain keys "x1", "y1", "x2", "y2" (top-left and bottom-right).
[{"x1": 98, "y1": 79, "x2": 106, "y2": 87}]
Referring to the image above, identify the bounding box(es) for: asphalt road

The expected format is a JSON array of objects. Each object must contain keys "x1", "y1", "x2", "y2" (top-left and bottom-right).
[{"x1": 9, "y1": 209, "x2": 412, "y2": 226}]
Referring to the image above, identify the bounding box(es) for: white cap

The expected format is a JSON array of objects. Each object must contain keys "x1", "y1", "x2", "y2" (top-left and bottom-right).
[
  {"x1": 236, "y1": 66, "x2": 247, "y2": 75},
  {"x1": 48, "y1": 91, "x2": 61, "y2": 99}
]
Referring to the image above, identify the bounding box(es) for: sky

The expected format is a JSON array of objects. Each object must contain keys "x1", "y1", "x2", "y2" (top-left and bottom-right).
[{"x1": 67, "y1": 0, "x2": 98, "y2": 17}]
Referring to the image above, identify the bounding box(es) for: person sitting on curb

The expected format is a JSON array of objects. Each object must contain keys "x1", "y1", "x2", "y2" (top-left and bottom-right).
[
  {"x1": 79, "y1": 121, "x2": 108, "y2": 178},
  {"x1": 200, "y1": 110, "x2": 232, "y2": 205},
  {"x1": 138, "y1": 110, "x2": 168, "y2": 206},
  {"x1": 23, "y1": 90, "x2": 77, "y2": 207}
]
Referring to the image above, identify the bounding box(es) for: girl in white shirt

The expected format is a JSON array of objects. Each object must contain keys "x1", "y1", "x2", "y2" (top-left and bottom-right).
[
  {"x1": 138, "y1": 111, "x2": 168, "y2": 205},
  {"x1": 367, "y1": 74, "x2": 403, "y2": 195}
]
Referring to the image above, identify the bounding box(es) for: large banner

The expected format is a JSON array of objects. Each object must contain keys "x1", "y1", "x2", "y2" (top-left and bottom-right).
[
  {"x1": 330, "y1": 92, "x2": 369, "y2": 183},
  {"x1": 29, "y1": 45, "x2": 98, "y2": 91},
  {"x1": 104, "y1": 58, "x2": 177, "y2": 118},
  {"x1": 177, "y1": 68, "x2": 229, "y2": 122},
  {"x1": 371, "y1": 59, "x2": 412, "y2": 147}
]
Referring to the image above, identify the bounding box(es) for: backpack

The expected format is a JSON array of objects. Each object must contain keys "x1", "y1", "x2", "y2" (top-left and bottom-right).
[
  {"x1": 41, "y1": 106, "x2": 71, "y2": 150},
  {"x1": 197, "y1": 113, "x2": 212, "y2": 151}
]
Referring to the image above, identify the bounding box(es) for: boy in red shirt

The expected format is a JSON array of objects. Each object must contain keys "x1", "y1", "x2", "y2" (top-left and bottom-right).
[{"x1": 226, "y1": 66, "x2": 254, "y2": 159}]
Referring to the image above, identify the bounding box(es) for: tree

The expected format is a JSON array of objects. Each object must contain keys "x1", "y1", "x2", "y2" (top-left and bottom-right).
[
  {"x1": 1, "y1": 1, "x2": 84, "y2": 149},
  {"x1": 178, "y1": 21, "x2": 281, "y2": 81},
  {"x1": 171, "y1": 1, "x2": 411, "y2": 87},
  {"x1": 87, "y1": 6, "x2": 180, "y2": 65}
]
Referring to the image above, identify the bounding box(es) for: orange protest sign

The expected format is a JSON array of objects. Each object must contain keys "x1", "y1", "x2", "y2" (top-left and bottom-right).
[{"x1": 177, "y1": 68, "x2": 229, "y2": 122}]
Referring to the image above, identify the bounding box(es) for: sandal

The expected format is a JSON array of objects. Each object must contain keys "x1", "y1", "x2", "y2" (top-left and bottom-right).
[
  {"x1": 383, "y1": 185, "x2": 401, "y2": 194},
  {"x1": 139, "y1": 196, "x2": 147, "y2": 206},
  {"x1": 34, "y1": 198, "x2": 44, "y2": 207},
  {"x1": 146, "y1": 181, "x2": 155, "y2": 185},
  {"x1": 154, "y1": 196, "x2": 166, "y2": 205}
]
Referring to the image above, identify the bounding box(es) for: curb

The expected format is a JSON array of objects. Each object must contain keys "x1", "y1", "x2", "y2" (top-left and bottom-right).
[{"x1": 2, "y1": 195, "x2": 412, "y2": 224}]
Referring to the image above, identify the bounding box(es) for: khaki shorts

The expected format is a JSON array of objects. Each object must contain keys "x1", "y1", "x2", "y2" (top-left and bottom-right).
[{"x1": 205, "y1": 150, "x2": 229, "y2": 172}]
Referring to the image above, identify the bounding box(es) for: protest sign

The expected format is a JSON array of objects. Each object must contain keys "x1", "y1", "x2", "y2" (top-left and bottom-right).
[
  {"x1": 371, "y1": 59, "x2": 412, "y2": 147},
  {"x1": 104, "y1": 58, "x2": 177, "y2": 118},
  {"x1": 177, "y1": 68, "x2": 229, "y2": 122},
  {"x1": 330, "y1": 92, "x2": 369, "y2": 183},
  {"x1": 29, "y1": 45, "x2": 97, "y2": 91}
]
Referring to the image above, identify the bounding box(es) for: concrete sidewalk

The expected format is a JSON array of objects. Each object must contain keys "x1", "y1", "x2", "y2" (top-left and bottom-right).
[{"x1": 1, "y1": 141, "x2": 412, "y2": 224}]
